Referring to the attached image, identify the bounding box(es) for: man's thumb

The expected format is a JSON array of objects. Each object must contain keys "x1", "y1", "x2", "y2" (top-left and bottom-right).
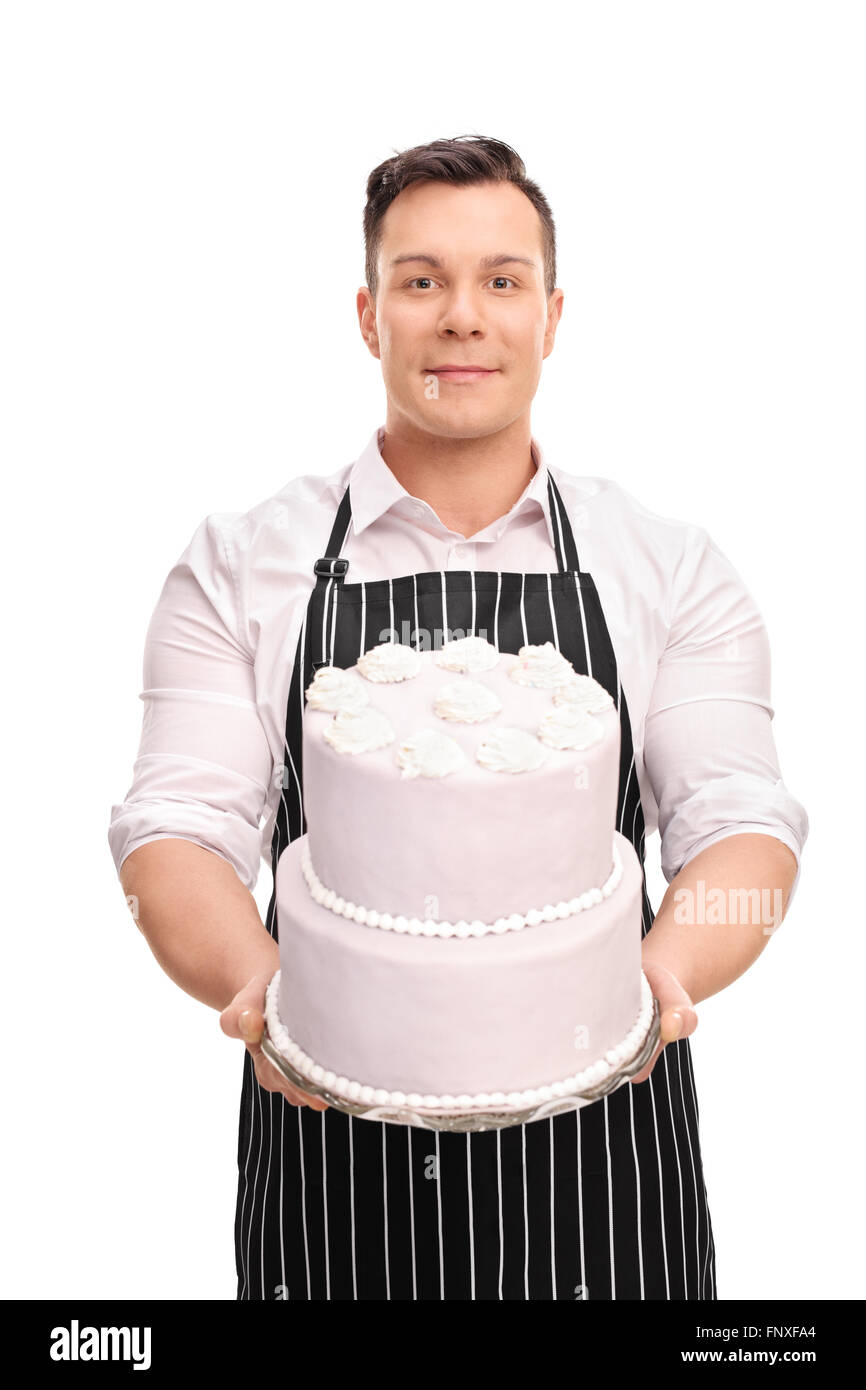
[{"x1": 219, "y1": 974, "x2": 269, "y2": 1040}]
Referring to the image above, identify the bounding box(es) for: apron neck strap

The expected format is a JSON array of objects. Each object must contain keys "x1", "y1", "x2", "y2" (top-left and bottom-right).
[
  {"x1": 547, "y1": 472, "x2": 583, "y2": 573},
  {"x1": 313, "y1": 484, "x2": 354, "y2": 580}
]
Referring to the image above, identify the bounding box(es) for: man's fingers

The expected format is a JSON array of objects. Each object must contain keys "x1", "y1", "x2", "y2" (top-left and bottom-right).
[{"x1": 629, "y1": 1041, "x2": 664, "y2": 1087}]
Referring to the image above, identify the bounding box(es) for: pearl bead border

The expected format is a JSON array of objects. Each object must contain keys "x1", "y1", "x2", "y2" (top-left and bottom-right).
[
  {"x1": 264, "y1": 970, "x2": 655, "y2": 1112},
  {"x1": 300, "y1": 837, "x2": 623, "y2": 939}
]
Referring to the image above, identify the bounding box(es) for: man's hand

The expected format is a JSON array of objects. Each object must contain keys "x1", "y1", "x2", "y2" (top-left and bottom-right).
[
  {"x1": 220, "y1": 972, "x2": 329, "y2": 1111},
  {"x1": 629, "y1": 959, "x2": 698, "y2": 1086}
]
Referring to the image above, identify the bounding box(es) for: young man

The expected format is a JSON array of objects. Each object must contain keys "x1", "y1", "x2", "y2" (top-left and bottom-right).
[{"x1": 109, "y1": 135, "x2": 808, "y2": 1300}]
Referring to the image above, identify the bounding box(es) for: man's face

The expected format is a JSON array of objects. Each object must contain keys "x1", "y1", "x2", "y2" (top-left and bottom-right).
[{"x1": 358, "y1": 179, "x2": 563, "y2": 440}]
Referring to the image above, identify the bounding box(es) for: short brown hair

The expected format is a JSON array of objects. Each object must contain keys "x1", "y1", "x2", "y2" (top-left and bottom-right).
[{"x1": 363, "y1": 134, "x2": 557, "y2": 300}]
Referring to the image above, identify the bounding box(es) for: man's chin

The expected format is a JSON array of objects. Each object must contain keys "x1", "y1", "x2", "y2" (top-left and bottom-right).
[{"x1": 403, "y1": 398, "x2": 515, "y2": 442}]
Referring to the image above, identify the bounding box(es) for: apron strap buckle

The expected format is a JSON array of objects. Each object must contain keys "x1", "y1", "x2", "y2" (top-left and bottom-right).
[{"x1": 314, "y1": 557, "x2": 349, "y2": 579}]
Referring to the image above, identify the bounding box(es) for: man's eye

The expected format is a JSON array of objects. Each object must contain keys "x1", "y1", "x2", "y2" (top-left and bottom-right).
[{"x1": 406, "y1": 276, "x2": 516, "y2": 291}]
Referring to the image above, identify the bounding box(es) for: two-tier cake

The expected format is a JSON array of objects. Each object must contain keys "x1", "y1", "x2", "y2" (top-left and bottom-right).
[{"x1": 264, "y1": 637, "x2": 655, "y2": 1123}]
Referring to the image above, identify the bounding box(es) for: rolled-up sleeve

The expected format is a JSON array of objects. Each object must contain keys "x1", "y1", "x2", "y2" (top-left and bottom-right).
[
  {"x1": 108, "y1": 514, "x2": 274, "y2": 891},
  {"x1": 643, "y1": 525, "x2": 809, "y2": 905}
]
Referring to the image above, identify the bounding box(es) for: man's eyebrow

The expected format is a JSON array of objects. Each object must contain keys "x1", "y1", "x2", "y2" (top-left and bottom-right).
[{"x1": 389, "y1": 253, "x2": 537, "y2": 270}]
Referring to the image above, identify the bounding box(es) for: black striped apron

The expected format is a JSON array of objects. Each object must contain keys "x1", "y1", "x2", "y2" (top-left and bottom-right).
[{"x1": 234, "y1": 471, "x2": 717, "y2": 1300}]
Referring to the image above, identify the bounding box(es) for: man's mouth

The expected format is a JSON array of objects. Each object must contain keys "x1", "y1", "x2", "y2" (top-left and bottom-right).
[{"x1": 425, "y1": 366, "x2": 499, "y2": 383}]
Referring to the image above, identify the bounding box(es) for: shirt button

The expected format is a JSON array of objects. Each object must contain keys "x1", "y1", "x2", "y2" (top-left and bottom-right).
[{"x1": 452, "y1": 544, "x2": 469, "y2": 563}]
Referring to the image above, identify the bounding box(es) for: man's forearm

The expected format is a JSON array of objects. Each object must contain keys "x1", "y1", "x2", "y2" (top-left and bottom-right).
[
  {"x1": 642, "y1": 832, "x2": 799, "y2": 1005},
  {"x1": 119, "y1": 838, "x2": 278, "y2": 1011}
]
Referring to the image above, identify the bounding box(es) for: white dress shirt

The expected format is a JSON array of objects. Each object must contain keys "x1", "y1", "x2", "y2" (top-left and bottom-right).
[{"x1": 108, "y1": 425, "x2": 809, "y2": 906}]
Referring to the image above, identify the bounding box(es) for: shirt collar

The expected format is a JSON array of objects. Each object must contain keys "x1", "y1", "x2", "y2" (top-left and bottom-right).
[{"x1": 348, "y1": 425, "x2": 558, "y2": 549}]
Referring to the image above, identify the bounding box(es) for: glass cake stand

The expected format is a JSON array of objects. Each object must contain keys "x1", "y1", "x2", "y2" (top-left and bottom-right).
[{"x1": 261, "y1": 997, "x2": 661, "y2": 1133}]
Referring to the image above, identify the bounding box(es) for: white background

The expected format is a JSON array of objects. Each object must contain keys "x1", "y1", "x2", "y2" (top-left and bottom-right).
[{"x1": 2, "y1": 0, "x2": 863, "y2": 1300}]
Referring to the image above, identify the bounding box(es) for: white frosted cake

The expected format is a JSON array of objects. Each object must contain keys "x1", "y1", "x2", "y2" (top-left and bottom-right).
[{"x1": 264, "y1": 638, "x2": 654, "y2": 1119}]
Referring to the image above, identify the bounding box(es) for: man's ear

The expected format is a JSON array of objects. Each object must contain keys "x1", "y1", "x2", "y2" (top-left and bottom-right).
[
  {"x1": 543, "y1": 288, "x2": 565, "y2": 360},
  {"x1": 357, "y1": 286, "x2": 381, "y2": 361}
]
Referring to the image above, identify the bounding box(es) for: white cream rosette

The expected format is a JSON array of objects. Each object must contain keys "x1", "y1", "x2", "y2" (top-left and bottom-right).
[
  {"x1": 357, "y1": 642, "x2": 422, "y2": 683},
  {"x1": 537, "y1": 706, "x2": 605, "y2": 751},
  {"x1": 476, "y1": 727, "x2": 548, "y2": 773},
  {"x1": 323, "y1": 706, "x2": 396, "y2": 755},
  {"x1": 396, "y1": 728, "x2": 468, "y2": 779},
  {"x1": 435, "y1": 635, "x2": 500, "y2": 675},
  {"x1": 508, "y1": 641, "x2": 576, "y2": 689},
  {"x1": 306, "y1": 665, "x2": 371, "y2": 714},
  {"x1": 552, "y1": 673, "x2": 614, "y2": 715},
  {"x1": 434, "y1": 679, "x2": 503, "y2": 724}
]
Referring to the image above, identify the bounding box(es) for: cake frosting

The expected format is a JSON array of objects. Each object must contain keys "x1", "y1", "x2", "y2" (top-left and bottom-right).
[
  {"x1": 508, "y1": 641, "x2": 577, "y2": 689},
  {"x1": 266, "y1": 639, "x2": 653, "y2": 1118},
  {"x1": 537, "y1": 706, "x2": 605, "y2": 751},
  {"x1": 356, "y1": 642, "x2": 421, "y2": 683},
  {"x1": 434, "y1": 678, "x2": 503, "y2": 724},
  {"x1": 396, "y1": 728, "x2": 467, "y2": 780},
  {"x1": 476, "y1": 726, "x2": 549, "y2": 773},
  {"x1": 306, "y1": 665, "x2": 370, "y2": 714},
  {"x1": 553, "y1": 674, "x2": 615, "y2": 714},
  {"x1": 435, "y1": 634, "x2": 500, "y2": 674},
  {"x1": 322, "y1": 706, "x2": 395, "y2": 755}
]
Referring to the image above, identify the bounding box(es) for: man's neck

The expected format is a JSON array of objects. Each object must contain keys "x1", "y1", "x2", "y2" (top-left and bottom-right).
[{"x1": 379, "y1": 415, "x2": 536, "y2": 540}]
